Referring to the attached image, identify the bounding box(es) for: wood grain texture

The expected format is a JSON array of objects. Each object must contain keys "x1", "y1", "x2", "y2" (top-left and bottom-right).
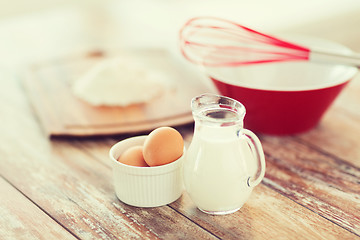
[
  {"x1": 3, "y1": 68, "x2": 359, "y2": 238},
  {"x1": 1, "y1": 69, "x2": 215, "y2": 239},
  {"x1": 259, "y1": 73, "x2": 360, "y2": 236},
  {"x1": 77, "y1": 139, "x2": 358, "y2": 240},
  {"x1": 171, "y1": 186, "x2": 357, "y2": 240},
  {"x1": 0, "y1": 135, "x2": 217, "y2": 239},
  {"x1": 1, "y1": 5, "x2": 360, "y2": 240},
  {"x1": 261, "y1": 135, "x2": 360, "y2": 236},
  {"x1": 0, "y1": 177, "x2": 76, "y2": 240}
]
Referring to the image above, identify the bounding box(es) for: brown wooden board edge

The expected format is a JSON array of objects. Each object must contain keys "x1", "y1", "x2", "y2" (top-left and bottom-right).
[{"x1": 22, "y1": 68, "x2": 194, "y2": 138}]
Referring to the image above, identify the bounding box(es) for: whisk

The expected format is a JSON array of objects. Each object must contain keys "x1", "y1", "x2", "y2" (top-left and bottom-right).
[{"x1": 179, "y1": 17, "x2": 360, "y2": 67}]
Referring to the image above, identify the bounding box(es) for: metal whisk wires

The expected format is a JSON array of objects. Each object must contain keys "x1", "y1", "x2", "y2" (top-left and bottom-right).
[{"x1": 179, "y1": 17, "x2": 310, "y2": 67}]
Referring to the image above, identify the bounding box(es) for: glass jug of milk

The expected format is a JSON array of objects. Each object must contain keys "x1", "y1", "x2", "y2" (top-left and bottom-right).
[{"x1": 183, "y1": 93, "x2": 266, "y2": 215}]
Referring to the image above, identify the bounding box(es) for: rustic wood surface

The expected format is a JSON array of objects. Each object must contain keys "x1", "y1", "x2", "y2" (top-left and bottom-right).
[{"x1": 1, "y1": 4, "x2": 360, "y2": 240}]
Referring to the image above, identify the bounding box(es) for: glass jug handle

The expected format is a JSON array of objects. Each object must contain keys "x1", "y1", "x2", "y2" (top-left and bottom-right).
[{"x1": 239, "y1": 129, "x2": 266, "y2": 187}]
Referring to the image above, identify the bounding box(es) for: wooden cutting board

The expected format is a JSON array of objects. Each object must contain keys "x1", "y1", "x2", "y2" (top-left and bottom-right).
[{"x1": 23, "y1": 50, "x2": 210, "y2": 137}]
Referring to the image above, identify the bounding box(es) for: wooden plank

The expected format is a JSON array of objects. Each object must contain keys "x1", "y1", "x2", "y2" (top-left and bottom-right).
[
  {"x1": 261, "y1": 62, "x2": 360, "y2": 236},
  {"x1": 76, "y1": 138, "x2": 358, "y2": 239},
  {"x1": 0, "y1": 137, "x2": 218, "y2": 239},
  {"x1": 0, "y1": 71, "x2": 217, "y2": 239},
  {"x1": 1, "y1": 10, "x2": 358, "y2": 239},
  {"x1": 68, "y1": 66, "x2": 360, "y2": 237},
  {"x1": 0, "y1": 177, "x2": 76, "y2": 240},
  {"x1": 22, "y1": 50, "x2": 208, "y2": 137},
  {"x1": 1, "y1": 5, "x2": 359, "y2": 240},
  {"x1": 170, "y1": 186, "x2": 357, "y2": 240},
  {"x1": 261, "y1": 135, "x2": 360, "y2": 236},
  {"x1": 4, "y1": 53, "x2": 360, "y2": 239},
  {"x1": 0, "y1": 131, "x2": 219, "y2": 239}
]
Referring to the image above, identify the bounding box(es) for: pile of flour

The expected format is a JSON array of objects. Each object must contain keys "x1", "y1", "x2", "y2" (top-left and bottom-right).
[{"x1": 72, "y1": 57, "x2": 168, "y2": 106}]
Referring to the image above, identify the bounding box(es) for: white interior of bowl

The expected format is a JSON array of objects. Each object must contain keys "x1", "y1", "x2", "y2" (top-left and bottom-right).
[{"x1": 206, "y1": 35, "x2": 358, "y2": 91}]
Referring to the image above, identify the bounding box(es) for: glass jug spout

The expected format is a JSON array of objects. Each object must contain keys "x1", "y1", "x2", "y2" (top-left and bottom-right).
[{"x1": 191, "y1": 93, "x2": 246, "y2": 128}]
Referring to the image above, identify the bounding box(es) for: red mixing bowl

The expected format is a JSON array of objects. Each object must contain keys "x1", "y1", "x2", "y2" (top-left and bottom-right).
[{"x1": 206, "y1": 36, "x2": 358, "y2": 135}]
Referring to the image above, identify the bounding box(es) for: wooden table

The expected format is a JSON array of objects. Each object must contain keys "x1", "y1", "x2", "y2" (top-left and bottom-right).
[{"x1": 1, "y1": 4, "x2": 360, "y2": 240}]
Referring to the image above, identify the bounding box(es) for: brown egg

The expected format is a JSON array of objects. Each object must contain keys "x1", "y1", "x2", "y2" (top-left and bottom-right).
[
  {"x1": 117, "y1": 146, "x2": 149, "y2": 167},
  {"x1": 143, "y1": 127, "x2": 184, "y2": 166}
]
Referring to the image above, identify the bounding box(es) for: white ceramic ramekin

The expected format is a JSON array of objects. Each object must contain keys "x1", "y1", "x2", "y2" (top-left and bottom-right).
[{"x1": 109, "y1": 135, "x2": 184, "y2": 207}]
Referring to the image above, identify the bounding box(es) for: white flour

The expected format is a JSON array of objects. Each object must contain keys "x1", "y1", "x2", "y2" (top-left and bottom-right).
[{"x1": 72, "y1": 57, "x2": 168, "y2": 106}]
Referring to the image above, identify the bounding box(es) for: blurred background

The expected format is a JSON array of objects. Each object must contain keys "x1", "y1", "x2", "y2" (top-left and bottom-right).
[{"x1": 0, "y1": 0, "x2": 360, "y2": 70}]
